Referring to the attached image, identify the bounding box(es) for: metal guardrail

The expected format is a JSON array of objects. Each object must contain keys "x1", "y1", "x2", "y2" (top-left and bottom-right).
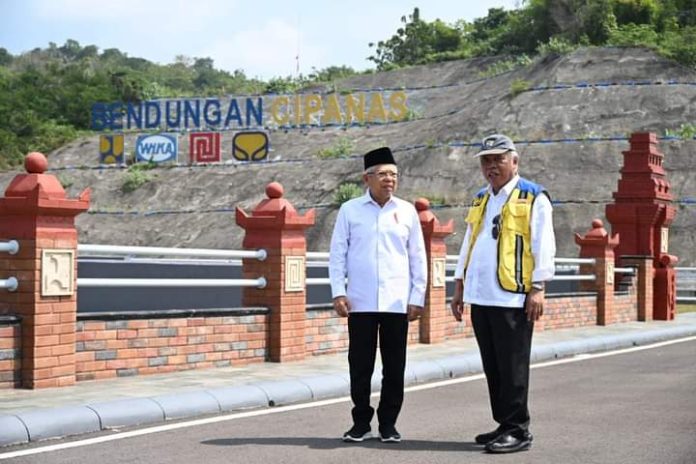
[
  {"x1": 0, "y1": 277, "x2": 18, "y2": 292},
  {"x1": 78, "y1": 244, "x2": 267, "y2": 261},
  {"x1": 77, "y1": 277, "x2": 267, "y2": 289},
  {"x1": 0, "y1": 240, "x2": 19, "y2": 255},
  {"x1": 676, "y1": 267, "x2": 696, "y2": 303},
  {"x1": 77, "y1": 244, "x2": 267, "y2": 289},
  {"x1": 1, "y1": 241, "x2": 19, "y2": 292}
]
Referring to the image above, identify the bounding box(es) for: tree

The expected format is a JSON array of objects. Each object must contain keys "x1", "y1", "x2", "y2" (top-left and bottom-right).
[
  {"x1": 368, "y1": 7, "x2": 463, "y2": 69},
  {"x1": 0, "y1": 48, "x2": 12, "y2": 66}
]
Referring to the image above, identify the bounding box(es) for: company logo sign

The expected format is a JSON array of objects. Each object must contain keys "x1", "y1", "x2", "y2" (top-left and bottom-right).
[
  {"x1": 99, "y1": 134, "x2": 124, "y2": 164},
  {"x1": 135, "y1": 133, "x2": 178, "y2": 163},
  {"x1": 232, "y1": 132, "x2": 269, "y2": 161},
  {"x1": 189, "y1": 132, "x2": 221, "y2": 163}
]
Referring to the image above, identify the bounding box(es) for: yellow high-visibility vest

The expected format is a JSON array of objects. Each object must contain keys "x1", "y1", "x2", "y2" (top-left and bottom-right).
[{"x1": 463, "y1": 178, "x2": 549, "y2": 293}]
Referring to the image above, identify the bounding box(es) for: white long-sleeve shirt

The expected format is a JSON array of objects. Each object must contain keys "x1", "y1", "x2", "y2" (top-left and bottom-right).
[
  {"x1": 454, "y1": 175, "x2": 556, "y2": 308},
  {"x1": 329, "y1": 191, "x2": 428, "y2": 313}
]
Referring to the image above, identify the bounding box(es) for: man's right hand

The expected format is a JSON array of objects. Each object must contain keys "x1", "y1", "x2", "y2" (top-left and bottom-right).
[
  {"x1": 333, "y1": 296, "x2": 351, "y2": 318},
  {"x1": 450, "y1": 279, "x2": 464, "y2": 322}
]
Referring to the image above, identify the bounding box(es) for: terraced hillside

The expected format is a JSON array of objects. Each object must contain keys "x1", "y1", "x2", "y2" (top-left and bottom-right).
[{"x1": 1, "y1": 47, "x2": 695, "y2": 264}]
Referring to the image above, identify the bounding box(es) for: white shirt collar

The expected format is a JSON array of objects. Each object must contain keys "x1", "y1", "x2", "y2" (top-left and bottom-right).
[
  {"x1": 362, "y1": 189, "x2": 395, "y2": 207},
  {"x1": 488, "y1": 174, "x2": 520, "y2": 198}
]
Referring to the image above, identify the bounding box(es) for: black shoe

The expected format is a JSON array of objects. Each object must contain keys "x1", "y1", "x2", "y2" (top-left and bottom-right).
[
  {"x1": 484, "y1": 433, "x2": 532, "y2": 454},
  {"x1": 475, "y1": 427, "x2": 504, "y2": 444},
  {"x1": 475, "y1": 428, "x2": 533, "y2": 445},
  {"x1": 378, "y1": 425, "x2": 402, "y2": 443},
  {"x1": 342, "y1": 424, "x2": 372, "y2": 442}
]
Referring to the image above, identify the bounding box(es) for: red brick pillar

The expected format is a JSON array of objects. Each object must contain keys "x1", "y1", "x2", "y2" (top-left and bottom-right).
[
  {"x1": 575, "y1": 219, "x2": 619, "y2": 326},
  {"x1": 0, "y1": 153, "x2": 90, "y2": 388},
  {"x1": 415, "y1": 199, "x2": 454, "y2": 344},
  {"x1": 621, "y1": 256, "x2": 655, "y2": 322},
  {"x1": 605, "y1": 132, "x2": 677, "y2": 320},
  {"x1": 236, "y1": 182, "x2": 315, "y2": 362}
]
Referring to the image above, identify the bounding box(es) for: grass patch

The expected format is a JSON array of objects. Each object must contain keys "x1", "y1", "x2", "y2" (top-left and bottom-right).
[
  {"x1": 121, "y1": 162, "x2": 156, "y2": 193},
  {"x1": 334, "y1": 182, "x2": 363, "y2": 205},
  {"x1": 677, "y1": 303, "x2": 696, "y2": 314},
  {"x1": 318, "y1": 137, "x2": 355, "y2": 159}
]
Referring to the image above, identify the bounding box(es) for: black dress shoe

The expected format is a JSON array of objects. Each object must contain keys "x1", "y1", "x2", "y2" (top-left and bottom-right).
[
  {"x1": 474, "y1": 428, "x2": 504, "y2": 444},
  {"x1": 484, "y1": 433, "x2": 532, "y2": 454}
]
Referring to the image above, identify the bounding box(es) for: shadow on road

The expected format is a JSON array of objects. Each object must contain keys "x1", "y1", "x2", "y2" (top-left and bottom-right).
[{"x1": 202, "y1": 437, "x2": 482, "y2": 452}]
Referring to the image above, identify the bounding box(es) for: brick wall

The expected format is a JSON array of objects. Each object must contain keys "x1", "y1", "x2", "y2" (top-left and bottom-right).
[
  {"x1": 75, "y1": 311, "x2": 267, "y2": 381},
  {"x1": 445, "y1": 305, "x2": 473, "y2": 339},
  {"x1": 305, "y1": 308, "x2": 348, "y2": 355},
  {"x1": 613, "y1": 271, "x2": 639, "y2": 324},
  {"x1": 537, "y1": 295, "x2": 598, "y2": 330},
  {"x1": 0, "y1": 318, "x2": 21, "y2": 388}
]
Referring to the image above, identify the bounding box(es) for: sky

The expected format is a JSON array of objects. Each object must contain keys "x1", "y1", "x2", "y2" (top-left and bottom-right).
[{"x1": 0, "y1": 0, "x2": 522, "y2": 80}]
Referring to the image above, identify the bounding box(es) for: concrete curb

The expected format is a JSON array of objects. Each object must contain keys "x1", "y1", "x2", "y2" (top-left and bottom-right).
[{"x1": 1, "y1": 323, "x2": 695, "y2": 447}]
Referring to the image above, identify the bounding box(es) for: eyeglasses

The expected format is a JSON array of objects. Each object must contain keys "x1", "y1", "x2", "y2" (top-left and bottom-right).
[
  {"x1": 492, "y1": 214, "x2": 501, "y2": 240},
  {"x1": 369, "y1": 171, "x2": 399, "y2": 180}
]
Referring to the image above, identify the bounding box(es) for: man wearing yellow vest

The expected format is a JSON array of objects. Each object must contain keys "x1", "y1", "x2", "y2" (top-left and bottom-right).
[{"x1": 451, "y1": 134, "x2": 556, "y2": 454}]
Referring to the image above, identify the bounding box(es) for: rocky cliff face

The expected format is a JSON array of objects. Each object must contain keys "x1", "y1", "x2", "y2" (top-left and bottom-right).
[{"x1": 2, "y1": 47, "x2": 694, "y2": 264}]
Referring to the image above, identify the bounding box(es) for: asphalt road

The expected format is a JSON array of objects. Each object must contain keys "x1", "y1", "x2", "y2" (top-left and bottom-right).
[{"x1": 3, "y1": 339, "x2": 695, "y2": 464}]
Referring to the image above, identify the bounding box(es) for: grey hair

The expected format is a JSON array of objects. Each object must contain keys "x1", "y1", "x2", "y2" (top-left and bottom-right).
[{"x1": 364, "y1": 166, "x2": 377, "y2": 175}]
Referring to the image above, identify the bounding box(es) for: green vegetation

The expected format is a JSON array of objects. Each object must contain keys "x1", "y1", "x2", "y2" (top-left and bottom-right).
[
  {"x1": 478, "y1": 55, "x2": 533, "y2": 78},
  {"x1": 317, "y1": 137, "x2": 355, "y2": 159},
  {"x1": 0, "y1": 40, "x2": 356, "y2": 169},
  {"x1": 369, "y1": 2, "x2": 696, "y2": 71},
  {"x1": 5, "y1": 2, "x2": 696, "y2": 169},
  {"x1": 678, "y1": 303, "x2": 696, "y2": 313},
  {"x1": 121, "y1": 162, "x2": 156, "y2": 193},
  {"x1": 510, "y1": 79, "x2": 531, "y2": 97},
  {"x1": 665, "y1": 123, "x2": 696, "y2": 139},
  {"x1": 334, "y1": 182, "x2": 363, "y2": 205}
]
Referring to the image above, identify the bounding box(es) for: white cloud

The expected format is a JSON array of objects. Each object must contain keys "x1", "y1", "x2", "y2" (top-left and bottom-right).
[{"x1": 203, "y1": 18, "x2": 325, "y2": 80}]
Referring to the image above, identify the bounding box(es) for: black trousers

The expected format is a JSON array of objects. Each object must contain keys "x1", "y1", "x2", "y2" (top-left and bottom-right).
[
  {"x1": 348, "y1": 312, "x2": 409, "y2": 428},
  {"x1": 471, "y1": 304, "x2": 534, "y2": 435}
]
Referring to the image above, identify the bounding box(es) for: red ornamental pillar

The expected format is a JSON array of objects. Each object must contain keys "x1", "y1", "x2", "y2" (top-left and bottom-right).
[
  {"x1": 605, "y1": 132, "x2": 678, "y2": 320},
  {"x1": 575, "y1": 219, "x2": 619, "y2": 326},
  {"x1": 0, "y1": 153, "x2": 90, "y2": 388},
  {"x1": 236, "y1": 182, "x2": 315, "y2": 362},
  {"x1": 415, "y1": 199, "x2": 454, "y2": 343}
]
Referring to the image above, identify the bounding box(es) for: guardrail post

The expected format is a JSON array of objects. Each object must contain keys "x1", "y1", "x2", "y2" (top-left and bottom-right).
[
  {"x1": 415, "y1": 198, "x2": 454, "y2": 343},
  {"x1": 0, "y1": 153, "x2": 90, "y2": 388},
  {"x1": 236, "y1": 182, "x2": 315, "y2": 362},
  {"x1": 575, "y1": 219, "x2": 619, "y2": 326}
]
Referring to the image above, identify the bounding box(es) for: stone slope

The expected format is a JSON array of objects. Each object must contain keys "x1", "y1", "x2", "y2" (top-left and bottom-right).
[{"x1": 1, "y1": 47, "x2": 694, "y2": 264}]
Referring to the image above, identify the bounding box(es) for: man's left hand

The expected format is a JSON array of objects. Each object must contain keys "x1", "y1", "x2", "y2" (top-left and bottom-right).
[
  {"x1": 407, "y1": 305, "x2": 424, "y2": 322},
  {"x1": 525, "y1": 289, "x2": 545, "y2": 321}
]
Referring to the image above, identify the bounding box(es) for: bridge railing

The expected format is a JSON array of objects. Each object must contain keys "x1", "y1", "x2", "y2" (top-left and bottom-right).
[
  {"x1": 75, "y1": 247, "x2": 644, "y2": 291},
  {"x1": 676, "y1": 267, "x2": 696, "y2": 303},
  {"x1": 0, "y1": 240, "x2": 19, "y2": 292},
  {"x1": 76, "y1": 244, "x2": 268, "y2": 289}
]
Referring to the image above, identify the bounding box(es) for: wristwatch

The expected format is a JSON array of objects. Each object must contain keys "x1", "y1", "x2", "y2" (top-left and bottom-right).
[{"x1": 531, "y1": 282, "x2": 545, "y2": 291}]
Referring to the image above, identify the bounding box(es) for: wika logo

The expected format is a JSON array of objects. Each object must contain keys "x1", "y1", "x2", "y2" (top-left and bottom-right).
[{"x1": 135, "y1": 134, "x2": 178, "y2": 163}]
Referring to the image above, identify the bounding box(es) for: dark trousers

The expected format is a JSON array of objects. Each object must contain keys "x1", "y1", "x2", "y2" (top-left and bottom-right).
[
  {"x1": 471, "y1": 304, "x2": 534, "y2": 435},
  {"x1": 348, "y1": 312, "x2": 409, "y2": 428}
]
